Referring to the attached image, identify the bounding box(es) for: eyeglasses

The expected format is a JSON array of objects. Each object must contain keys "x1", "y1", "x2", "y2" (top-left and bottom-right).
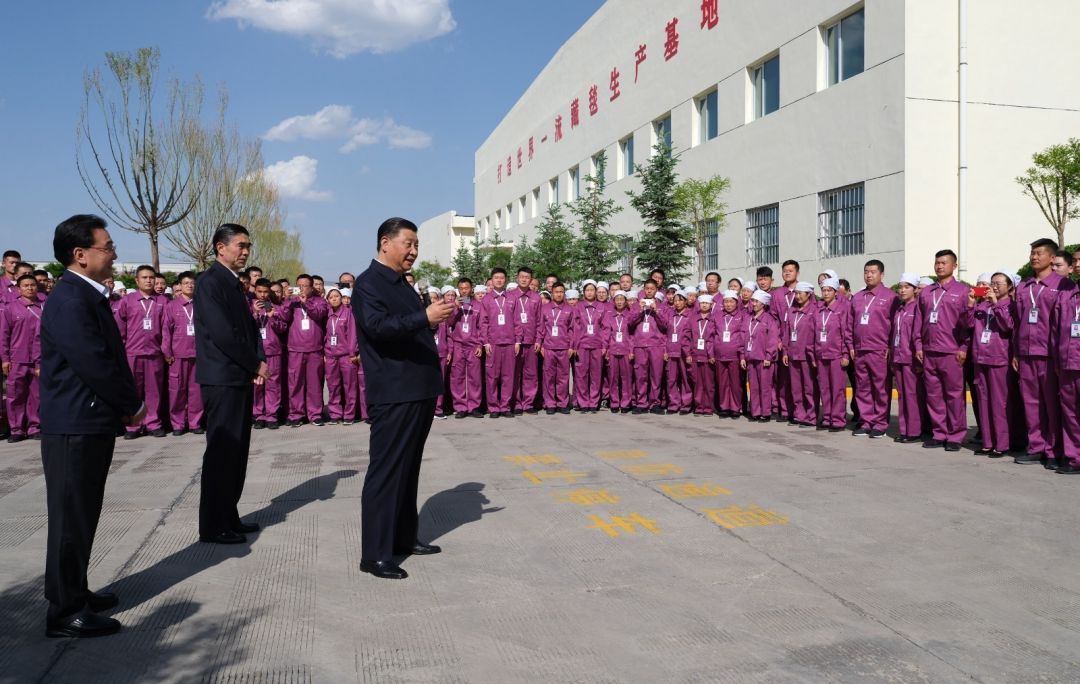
[{"x1": 87, "y1": 244, "x2": 117, "y2": 255}]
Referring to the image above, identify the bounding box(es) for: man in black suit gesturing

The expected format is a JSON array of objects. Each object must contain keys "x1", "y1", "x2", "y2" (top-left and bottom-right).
[
  {"x1": 40, "y1": 215, "x2": 145, "y2": 638},
  {"x1": 195, "y1": 224, "x2": 269, "y2": 544},
  {"x1": 354, "y1": 217, "x2": 455, "y2": 579}
]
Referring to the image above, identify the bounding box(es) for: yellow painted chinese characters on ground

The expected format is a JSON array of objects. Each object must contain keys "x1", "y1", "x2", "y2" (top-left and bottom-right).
[
  {"x1": 554, "y1": 488, "x2": 622, "y2": 505},
  {"x1": 520, "y1": 469, "x2": 589, "y2": 485},
  {"x1": 626, "y1": 463, "x2": 684, "y2": 477},
  {"x1": 659, "y1": 482, "x2": 732, "y2": 499},
  {"x1": 704, "y1": 505, "x2": 789, "y2": 529},
  {"x1": 503, "y1": 454, "x2": 562, "y2": 466},
  {"x1": 586, "y1": 513, "x2": 661, "y2": 537}
]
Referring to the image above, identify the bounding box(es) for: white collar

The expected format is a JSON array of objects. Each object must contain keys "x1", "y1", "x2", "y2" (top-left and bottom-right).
[{"x1": 68, "y1": 270, "x2": 110, "y2": 299}]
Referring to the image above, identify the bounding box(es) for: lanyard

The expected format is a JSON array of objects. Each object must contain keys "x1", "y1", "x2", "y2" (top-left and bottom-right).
[
  {"x1": 615, "y1": 314, "x2": 624, "y2": 334},
  {"x1": 139, "y1": 298, "x2": 154, "y2": 319},
  {"x1": 862, "y1": 294, "x2": 876, "y2": 316},
  {"x1": 931, "y1": 287, "x2": 946, "y2": 312},
  {"x1": 697, "y1": 318, "x2": 708, "y2": 338},
  {"x1": 462, "y1": 308, "x2": 471, "y2": 326},
  {"x1": 786, "y1": 289, "x2": 796, "y2": 308},
  {"x1": 258, "y1": 308, "x2": 270, "y2": 329},
  {"x1": 551, "y1": 307, "x2": 562, "y2": 327},
  {"x1": 25, "y1": 304, "x2": 42, "y2": 320},
  {"x1": 518, "y1": 296, "x2": 527, "y2": 314},
  {"x1": 183, "y1": 302, "x2": 193, "y2": 324},
  {"x1": 670, "y1": 313, "x2": 683, "y2": 333},
  {"x1": 330, "y1": 313, "x2": 338, "y2": 337},
  {"x1": 821, "y1": 309, "x2": 832, "y2": 330},
  {"x1": 1029, "y1": 282, "x2": 1046, "y2": 309},
  {"x1": 585, "y1": 306, "x2": 595, "y2": 327},
  {"x1": 493, "y1": 292, "x2": 505, "y2": 315},
  {"x1": 748, "y1": 318, "x2": 760, "y2": 338},
  {"x1": 723, "y1": 313, "x2": 734, "y2": 332},
  {"x1": 1074, "y1": 305, "x2": 1080, "y2": 322},
  {"x1": 894, "y1": 310, "x2": 905, "y2": 335},
  {"x1": 791, "y1": 311, "x2": 806, "y2": 334}
]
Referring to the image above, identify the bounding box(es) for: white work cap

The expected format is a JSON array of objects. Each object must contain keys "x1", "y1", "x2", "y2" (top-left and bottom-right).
[
  {"x1": 1008, "y1": 272, "x2": 1022, "y2": 287},
  {"x1": 440, "y1": 285, "x2": 456, "y2": 295},
  {"x1": 698, "y1": 294, "x2": 714, "y2": 304},
  {"x1": 918, "y1": 277, "x2": 934, "y2": 287},
  {"x1": 976, "y1": 272, "x2": 993, "y2": 284},
  {"x1": 339, "y1": 287, "x2": 353, "y2": 298},
  {"x1": 474, "y1": 285, "x2": 487, "y2": 293},
  {"x1": 581, "y1": 279, "x2": 597, "y2": 288},
  {"x1": 795, "y1": 281, "x2": 815, "y2": 293},
  {"x1": 898, "y1": 273, "x2": 919, "y2": 287},
  {"x1": 821, "y1": 269, "x2": 839, "y2": 280},
  {"x1": 821, "y1": 277, "x2": 840, "y2": 291},
  {"x1": 721, "y1": 289, "x2": 739, "y2": 300},
  {"x1": 613, "y1": 290, "x2": 628, "y2": 300},
  {"x1": 565, "y1": 289, "x2": 580, "y2": 298},
  {"x1": 742, "y1": 281, "x2": 758, "y2": 292},
  {"x1": 698, "y1": 281, "x2": 708, "y2": 291},
  {"x1": 427, "y1": 286, "x2": 440, "y2": 295},
  {"x1": 751, "y1": 290, "x2": 772, "y2": 305}
]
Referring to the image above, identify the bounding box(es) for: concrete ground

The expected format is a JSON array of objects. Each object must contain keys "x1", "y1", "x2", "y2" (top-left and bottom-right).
[{"x1": 1, "y1": 407, "x2": 1078, "y2": 683}]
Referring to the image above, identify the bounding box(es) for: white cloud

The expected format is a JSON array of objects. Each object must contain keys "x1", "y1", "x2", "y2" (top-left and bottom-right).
[
  {"x1": 262, "y1": 155, "x2": 331, "y2": 201},
  {"x1": 206, "y1": 0, "x2": 456, "y2": 57},
  {"x1": 264, "y1": 105, "x2": 432, "y2": 153}
]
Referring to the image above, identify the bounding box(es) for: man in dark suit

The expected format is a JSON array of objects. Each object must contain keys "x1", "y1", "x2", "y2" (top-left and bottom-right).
[
  {"x1": 194, "y1": 224, "x2": 269, "y2": 544},
  {"x1": 353, "y1": 217, "x2": 455, "y2": 579},
  {"x1": 40, "y1": 215, "x2": 145, "y2": 638}
]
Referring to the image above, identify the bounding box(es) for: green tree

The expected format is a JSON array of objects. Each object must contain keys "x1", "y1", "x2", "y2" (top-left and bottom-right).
[
  {"x1": 530, "y1": 202, "x2": 577, "y2": 281},
  {"x1": 484, "y1": 225, "x2": 514, "y2": 275},
  {"x1": 628, "y1": 141, "x2": 692, "y2": 282},
  {"x1": 452, "y1": 229, "x2": 487, "y2": 284},
  {"x1": 673, "y1": 175, "x2": 731, "y2": 282},
  {"x1": 509, "y1": 235, "x2": 539, "y2": 276},
  {"x1": 42, "y1": 262, "x2": 66, "y2": 280},
  {"x1": 569, "y1": 152, "x2": 623, "y2": 283},
  {"x1": 411, "y1": 260, "x2": 453, "y2": 288},
  {"x1": 1016, "y1": 138, "x2": 1080, "y2": 249}
]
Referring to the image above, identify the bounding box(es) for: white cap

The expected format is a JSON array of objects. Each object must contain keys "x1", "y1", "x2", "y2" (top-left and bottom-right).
[
  {"x1": 596, "y1": 282, "x2": 609, "y2": 290},
  {"x1": 440, "y1": 285, "x2": 456, "y2": 295},
  {"x1": 742, "y1": 281, "x2": 758, "y2": 292},
  {"x1": 581, "y1": 279, "x2": 597, "y2": 288},
  {"x1": 918, "y1": 277, "x2": 934, "y2": 287},
  {"x1": 721, "y1": 289, "x2": 739, "y2": 300},
  {"x1": 698, "y1": 294, "x2": 714, "y2": 304},
  {"x1": 684, "y1": 286, "x2": 698, "y2": 294},
  {"x1": 613, "y1": 290, "x2": 628, "y2": 300},
  {"x1": 751, "y1": 290, "x2": 772, "y2": 305},
  {"x1": 475, "y1": 285, "x2": 488, "y2": 294},
  {"x1": 1008, "y1": 272, "x2": 1022, "y2": 287},
  {"x1": 340, "y1": 287, "x2": 353, "y2": 298},
  {"x1": 667, "y1": 283, "x2": 679, "y2": 291},
  {"x1": 820, "y1": 277, "x2": 840, "y2": 291},
  {"x1": 675, "y1": 289, "x2": 690, "y2": 299},
  {"x1": 898, "y1": 273, "x2": 920, "y2": 287},
  {"x1": 565, "y1": 289, "x2": 580, "y2": 298},
  {"x1": 795, "y1": 281, "x2": 815, "y2": 293},
  {"x1": 698, "y1": 281, "x2": 708, "y2": 291},
  {"x1": 427, "y1": 286, "x2": 441, "y2": 296},
  {"x1": 976, "y1": 272, "x2": 993, "y2": 284},
  {"x1": 729, "y1": 277, "x2": 743, "y2": 287},
  {"x1": 820, "y1": 268, "x2": 839, "y2": 280}
]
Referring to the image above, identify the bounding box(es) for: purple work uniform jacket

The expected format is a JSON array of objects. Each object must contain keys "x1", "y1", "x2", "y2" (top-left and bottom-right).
[
  {"x1": 631, "y1": 304, "x2": 668, "y2": 348},
  {"x1": 285, "y1": 296, "x2": 329, "y2": 353},
  {"x1": 782, "y1": 301, "x2": 818, "y2": 362},
  {"x1": 116, "y1": 291, "x2": 166, "y2": 356},
  {"x1": 711, "y1": 309, "x2": 746, "y2": 361},
  {"x1": 478, "y1": 289, "x2": 519, "y2": 346},
  {"x1": 573, "y1": 301, "x2": 607, "y2": 350},
  {"x1": 1014, "y1": 272, "x2": 1074, "y2": 359},
  {"x1": 1051, "y1": 287, "x2": 1080, "y2": 371},
  {"x1": 449, "y1": 302, "x2": 483, "y2": 351},
  {"x1": 0, "y1": 296, "x2": 42, "y2": 364},
  {"x1": 770, "y1": 286, "x2": 798, "y2": 326},
  {"x1": 325, "y1": 305, "x2": 359, "y2": 358},
  {"x1": 434, "y1": 319, "x2": 452, "y2": 358},
  {"x1": 509, "y1": 287, "x2": 541, "y2": 345},
  {"x1": 686, "y1": 313, "x2": 716, "y2": 362},
  {"x1": 743, "y1": 312, "x2": 779, "y2": 363},
  {"x1": 851, "y1": 284, "x2": 900, "y2": 352},
  {"x1": 890, "y1": 299, "x2": 919, "y2": 365},
  {"x1": 810, "y1": 299, "x2": 851, "y2": 362},
  {"x1": 162, "y1": 296, "x2": 197, "y2": 360},
  {"x1": 537, "y1": 302, "x2": 575, "y2": 351},
  {"x1": 664, "y1": 308, "x2": 693, "y2": 357},
  {"x1": 966, "y1": 298, "x2": 1013, "y2": 367},
  {"x1": 252, "y1": 300, "x2": 290, "y2": 356},
  {"x1": 914, "y1": 279, "x2": 971, "y2": 355},
  {"x1": 603, "y1": 308, "x2": 640, "y2": 355}
]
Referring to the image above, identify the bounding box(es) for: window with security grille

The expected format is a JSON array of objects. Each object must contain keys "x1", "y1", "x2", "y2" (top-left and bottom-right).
[
  {"x1": 818, "y1": 183, "x2": 864, "y2": 258},
  {"x1": 618, "y1": 237, "x2": 635, "y2": 275},
  {"x1": 704, "y1": 219, "x2": 719, "y2": 272},
  {"x1": 746, "y1": 204, "x2": 779, "y2": 266}
]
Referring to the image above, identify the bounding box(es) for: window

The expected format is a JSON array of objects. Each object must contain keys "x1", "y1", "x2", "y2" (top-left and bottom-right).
[
  {"x1": 620, "y1": 136, "x2": 635, "y2": 179},
  {"x1": 570, "y1": 166, "x2": 580, "y2": 201},
  {"x1": 494, "y1": 210, "x2": 501, "y2": 236},
  {"x1": 518, "y1": 196, "x2": 527, "y2": 224},
  {"x1": 618, "y1": 237, "x2": 635, "y2": 275},
  {"x1": 818, "y1": 183, "x2": 864, "y2": 257},
  {"x1": 653, "y1": 115, "x2": 672, "y2": 154},
  {"x1": 746, "y1": 204, "x2": 780, "y2": 266},
  {"x1": 549, "y1": 177, "x2": 560, "y2": 205},
  {"x1": 506, "y1": 204, "x2": 513, "y2": 229},
  {"x1": 752, "y1": 55, "x2": 780, "y2": 119},
  {"x1": 531, "y1": 188, "x2": 540, "y2": 219},
  {"x1": 704, "y1": 219, "x2": 719, "y2": 272},
  {"x1": 826, "y1": 8, "x2": 865, "y2": 86},
  {"x1": 697, "y1": 90, "x2": 718, "y2": 144},
  {"x1": 591, "y1": 153, "x2": 605, "y2": 187}
]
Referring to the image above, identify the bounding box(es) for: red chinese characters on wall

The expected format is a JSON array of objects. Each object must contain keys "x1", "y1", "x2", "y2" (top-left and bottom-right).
[
  {"x1": 609, "y1": 67, "x2": 621, "y2": 101},
  {"x1": 634, "y1": 44, "x2": 647, "y2": 83},
  {"x1": 570, "y1": 98, "x2": 581, "y2": 128},
  {"x1": 701, "y1": 0, "x2": 718, "y2": 29},
  {"x1": 506, "y1": 156, "x2": 512, "y2": 177},
  {"x1": 664, "y1": 18, "x2": 679, "y2": 60},
  {"x1": 588, "y1": 85, "x2": 599, "y2": 115},
  {"x1": 497, "y1": 164, "x2": 502, "y2": 184},
  {"x1": 555, "y1": 114, "x2": 564, "y2": 142},
  {"x1": 528, "y1": 136, "x2": 535, "y2": 160},
  {"x1": 517, "y1": 147, "x2": 523, "y2": 169}
]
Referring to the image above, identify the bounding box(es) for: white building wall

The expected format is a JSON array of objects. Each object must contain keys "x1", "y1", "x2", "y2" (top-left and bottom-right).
[{"x1": 417, "y1": 210, "x2": 475, "y2": 269}]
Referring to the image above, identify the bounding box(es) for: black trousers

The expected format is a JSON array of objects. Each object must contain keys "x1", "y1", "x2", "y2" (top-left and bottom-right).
[
  {"x1": 199, "y1": 384, "x2": 254, "y2": 536},
  {"x1": 362, "y1": 398, "x2": 436, "y2": 561},
  {"x1": 41, "y1": 433, "x2": 115, "y2": 621}
]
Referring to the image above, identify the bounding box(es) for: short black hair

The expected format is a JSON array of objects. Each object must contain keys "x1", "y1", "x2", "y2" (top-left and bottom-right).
[
  {"x1": 756, "y1": 266, "x2": 773, "y2": 278},
  {"x1": 33, "y1": 269, "x2": 49, "y2": 278},
  {"x1": 277, "y1": 278, "x2": 290, "y2": 286},
  {"x1": 545, "y1": 273, "x2": 559, "y2": 281},
  {"x1": 491, "y1": 267, "x2": 507, "y2": 277},
  {"x1": 154, "y1": 273, "x2": 167, "y2": 281},
  {"x1": 16, "y1": 273, "x2": 36, "y2": 285},
  {"x1": 705, "y1": 271, "x2": 721, "y2": 281},
  {"x1": 376, "y1": 217, "x2": 418, "y2": 251},
  {"x1": 864, "y1": 259, "x2": 885, "y2": 272},
  {"x1": 457, "y1": 277, "x2": 473, "y2": 286},
  {"x1": 1056, "y1": 249, "x2": 1071, "y2": 259},
  {"x1": 136, "y1": 264, "x2": 156, "y2": 276},
  {"x1": 54, "y1": 215, "x2": 108, "y2": 266},
  {"x1": 642, "y1": 279, "x2": 658, "y2": 289},
  {"x1": 255, "y1": 278, "x2": 272, "y2": 288},
  {"x1": 176, "y1": 271, "x2": 196, "y2": 283},
  {"x1": 212, "y1": 223, "x2": 250, "y2": 255},
  {"x1": 1030, "y1": 238, "x2": 1058, "y2": 252},
  {"x1": 649, "y1": 268, "x2": 665, "y2": 278},
  {"x1": 839, "y1": 278, "x2": 851, "y2": 290},
  {"x1": 339, "y1": 271, "x2": 354, "y2": 280},
  {"x1": 517, "y1": 266, "x2": 533, "y2": 276},
  {"x1": 312, "y1": 275, "x2": 324, "y2": 282},
  {"x1": 296, "y1": 273, "x2": 313, "y2": 285},
  {"x1": 782, "y1": 259, "x2": 800, "y2": 271},
  {"x1": 3, "y1": 250, "x2": 21, "y2": 260},
  {"x1": 934, "y1": 249, "x2": 958, "y2": 261},
  {"x1": 619, "y1": 272, "x2": 633, "y2": 280},
  {"x1": 245, "y1": 266, "x2": 262, "y2": 277},
  {"x1": 551, "y1": 281, "x2": 566, "y2": 291}
]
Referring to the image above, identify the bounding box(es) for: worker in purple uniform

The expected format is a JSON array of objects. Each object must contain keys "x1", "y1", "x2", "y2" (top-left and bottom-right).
[
  {"x1": 0, "y1": 273, "x2": 43, "y2": 441},
  {"x1": 686, "y1": 293, "x2": 716, "y2": 415},
  {"x1": 890, "y1": 274, "x2": 923, "y2": 442},
  {"x1": 573, "y1": 281, "x2": 606, "y2": 412},
  {"x1": 324, "y1": 288, "x2": 360, "y2": 424},
  {"x1": 434, "y1": 286, "x2": 456, "y2": 418},
  {"x1": 913, "y1": 250, "x2": 971, "y2": 452},
  {"x1": 771, "y1": 260, "x2": 800, "y2": 419},
  {"x1": 1012, "y1": 238, "x2": 1074, "y2": 467},
  {"x1": 162, "y1": 271, "x2": 203, "y2": 435},
  {"x1": 966, "y1": 273, "x2": 1014, "y2": 457},
  {"x1": 712, "y1": 290, "x2": 746, "y2": 418},
  {"x1": 850, "y1": 259, "x2": 899, "y2": 439},
  {"x1": 1051, "y1": 280, "x2": 1080, "y2": 474},
  {"x1": 285, "y1": 274, "x2": 329, "y2": 427},
  {"x1": 662, "y1": 289, "x2": 693, "y2": 414},
  {"x1": 742, "y1": 290, "x2": 778, "y2": 421},
  {"x1": 631, "y1": 282, "x2": 668, "y2": 413},
  {"x1": 810, "y1": 277, "x2": 851, "y2": 432},
  {"x1": 781, "y1": 282, "x2": 818, "y2": 427},
  {"x1": 603, "y1": 291, "x2": 639, "y2": 413},
  {"x1": 116, "y1": 265, "x2": 167, "y2": 439},
  {"x1": 509, "y1": 267, "x2": 541, "y2": 414},
  {"x1": 478, "y1": 268, "x2": 518, "y2": 418},
  {"x1": 252, "y1": 278, "x2": 288, "y2": 429},
  {"x1": 449, "y1": 290, "x2": 484, "y2": 418},
  {"x1": 537, "y1": 282, "x2": 575, "y2": 414}
]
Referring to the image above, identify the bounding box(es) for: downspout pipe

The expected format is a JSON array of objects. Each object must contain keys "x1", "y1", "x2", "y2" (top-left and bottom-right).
[{"x1": 958, "y1": 0, "x2": 968, "y2": 281}]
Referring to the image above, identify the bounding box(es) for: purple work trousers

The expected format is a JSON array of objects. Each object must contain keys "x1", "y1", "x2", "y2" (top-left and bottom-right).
[
  {"x1": 633, "y1": 347, "x2": 664, "y2": 409},
  {"x1": 1059, "y1": 369, "x2": 1080, "y2": 466},
  {"x1": 608, "y1": 355, "x2": 632, "y2": 410},
  {"x1": 747, "y1": 361, "x2": 774, "y2": 418},
  {"x1": 788, "y1": 360, "x2": 816, "y2": 424},
  {"x1": 543, "y1": 349, "x2": 571, "y2": 409},
  {"x1": 325, "y1": 356, "x2": 358, "y2": 421},
  {"x1": 128, "y1": 354, "x2": 164, "y2": 433},
  {"x1": 974, "y1": 364, "x2": 1010, "y2": 452},
  {"x1": 922, "y1": 351, "x2": 967, "y2": 443},
  {"x1": 774, "y1": 361, "x2": 791, "y2": 418},
  {"x1": 854, "y1": 350, "x2": 891, "y2": 432},
  {"x1": 817, "y1": 359, "x2": 847, "y2": 429},
  {"x1": 666, "y1": 357, "x2": 692, "y2": 412},
  {"x1": 168, "y1": 358, "x2": 203, "y2": 431},
  {"x1": 1018, "y1": 356, "x2": 1061, "y2": 457},
  {"x1": 253, "y1": 355, "x2": 283, "y2": 423},
  {"x1": 435, "y1": 357, "x2": 450, "y2": 416},
  {"x1": 287, "y1": 351, "x2": 324, "y2": 422},
  {"x1": 892, "y1": 363, "x2": 923, "y2": 438},
  {"x1": 574, "y1": 349, "x2": 604, "y2": 409},
  {"x1": 714, "y1": 360, "x2": 742, "y2": 414},
  {"x1": 485, "y1": 344, "x2": 516, "y2": 414},
  {"x1": 450, "y1": 353, "x2": 483, "y2": 413},
  {"x1": 6, "y1": 363, "x2": 39, "y2": 437},
  {"x1": 690, "y1": 360, "x2": 713, "y2": 414},
  {"x1": 514, "y1": 346, "x2": 540, "y2": 411}
]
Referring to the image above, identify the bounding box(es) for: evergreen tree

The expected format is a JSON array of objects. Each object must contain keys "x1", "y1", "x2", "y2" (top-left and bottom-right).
[
  {"x1": 484, "y1": 225, "x2": 513, "y2": 275},
  {"x1": 509, "y1": 234, "x2": 539, "y2": 276},
  {"x1": 569, "y1": 151, "x2": 624, "y2": 283},
  {"x1": 627, "y1": 141, "x2": 693, "y2": 282},
  {"x1": 451, "y1": 228, "x2": 487, "y2": 284},
  {"x1": 531, "y1": 202, "x2": 577, "y2": 282}
]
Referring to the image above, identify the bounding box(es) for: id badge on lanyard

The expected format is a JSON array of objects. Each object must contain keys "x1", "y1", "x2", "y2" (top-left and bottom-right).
[
  {"x1": 520, "y1": 312, "x2": 528, "y2": 323},
  {"x1": 723, "y1": 331, "x2": 731, "y2": 343},
  {"x1": 1028, "y1": 308, "x2": 1039, "y2": 324},
  {"x1": 615, "y1": 331, "x2": 623, "y2": 343},
  {"x1": 587, "y1": 324, "x2": 594, "y2": 336},
  {"x1": 929, "y1": 311, "x2": 939, "y2": 324},
  {"x1": 696, "y1": 338, "x2": 706, "y2": 351},
  {"x1": 1072, "y1": 322, "x2": 1080, "y2": 338},
  {"x1": 186, "y1": 324, "x2": 195, "y2": 336},
  {"x1": 301, "y1": 317, "x2": 311, "y2": 331},
  {"x1": 859, "y1": 313, "x2": 870, "y2": 326},
  {"x1": 260, "y1": 328, "x2": 267, "y2": 340},
  {"x1": 790, "y1": 330, "x2": 798, "y2": 343},
  {"x1": 641, "y1": 319, "x2": 650, "y2": 334},
  {"x1": 330, "y1": 336, "x2": 338, "y2": 346},
  {"x1": 497, "y1": 313, "x2": 506, "y2": 326},
  {"x1": 671, "y1": 333, "x2": 679, "y2": 344},
  {"x1": 819, "y1": 331, "x2": 828, "y2": 343},
  {"x1": 980, "y1": 329, "x2": 992, "y2": 345},
  {"x1": 143, "y1": 317, "x2": 153, "y2": 331},
  {"x1": 551, "y1": 326, "x2": 559, "y2": 338}
]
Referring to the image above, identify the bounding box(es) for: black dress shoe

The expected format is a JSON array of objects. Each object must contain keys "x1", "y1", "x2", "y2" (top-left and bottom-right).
[
  {"x1": 923, "y1": 439, "x2": 943, "y2": 449},
  {"x1": 545, "y1": 408, "x2": 556, "y2": 415},
  {"x1": 1043, "y1": 457, "x2": 1060, "y2": 470},
  {"x1": 974, "y1": 447, "x2": 993, "y2": 455},
  {"x1": 7, "y1": 434, "x2": 25, "y2": 444},
  {"x1": 944, "y1": 442, "x2": 961, "y2": 452},
  {"x1": 191, "y1": 428, "x2": 205, "y2": 435},
  {"x1": 406, "y1": 542, "x2": 441, "y2": 555},
  {"x1": 455, "y1": 411, "x2": 467, "y2": 419},
  {"x1": 265, "y1": 421, "x2": 279, "y2": 430},
  {"x1": 123, "y1": 431, "x2": 140, "y2": 440},
  {"x1": 988, "y1": 450, "x2": 1007, "y2": 458},
  {"x1": 253, "y1": 421, "x2": 265, "y2": 430},
  {"x1": 868, "y1": 430, "x2": 885, "y2": 439},
  {"x1": 87, "y1": 591, "x2": 119, "y2": 612},
  {"x1": 199, "y1": 531, "x2": 247, "y2": 544},
  {"x1": 46, "y1": 612, "x2": 121, "y2": 638},
  {"x1": 489, "y1": 412, "x2": 500, "y2": 419},
  {"x1": 150, "y1": 429, "x2": 167, "y2": 438},
  {"x1": 1056, "y1": 463, "x2": 1080, "y2": 474},
  {"x1": 828, "y1": 426, "x2": 844, "y2": 433},
  {"x1": 1014, "y1": 452, "x2": 1042, "y2": 465},
  {"x1": 172, "y1": 430, "x2": 187, "y2": 437},
  {"x1": 559, "y1": 407, "x2": 571, "y2": 414},
  {"x1": 359, "y1": 560, "x2": 408, "y2": 579},
  {"x1": 233, "y1": 521, "x2": 260, "y2": 534}
]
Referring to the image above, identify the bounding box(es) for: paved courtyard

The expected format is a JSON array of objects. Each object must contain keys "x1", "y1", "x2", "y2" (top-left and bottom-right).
[{"x1": 1, "y1": 407, "x2": 1079, "y2": 683}]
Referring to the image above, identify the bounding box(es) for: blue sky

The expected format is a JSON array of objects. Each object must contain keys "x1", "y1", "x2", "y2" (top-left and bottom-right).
[{"x1": 0, "y1": 0, "x2": 603, "y2": 277}]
